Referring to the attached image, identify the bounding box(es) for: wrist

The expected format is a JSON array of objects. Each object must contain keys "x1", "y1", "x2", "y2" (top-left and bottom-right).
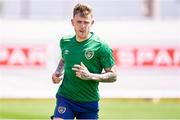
[
  {"x1": 88, "y1": 73, "x2": 98, "y2": 81},
  {"x1": 55, "y1": 71, "x2": 60, "y2": 77}
]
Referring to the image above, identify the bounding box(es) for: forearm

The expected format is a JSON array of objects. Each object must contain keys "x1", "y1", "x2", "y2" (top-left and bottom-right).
[
  {"x1": 88, "y1": 72, "x2": 117, "y2": 82},
  {"x1": 72, "y1": 62, "x2": 117, "y2": 82},
  {"x1": 55, "y1": 58, "x2": 64, "y2": 76}
]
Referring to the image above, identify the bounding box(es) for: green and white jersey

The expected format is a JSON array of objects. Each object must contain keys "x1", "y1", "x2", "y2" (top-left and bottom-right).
[{"x1": 57, "y1": 32, "x2": 115, "y2": 102}]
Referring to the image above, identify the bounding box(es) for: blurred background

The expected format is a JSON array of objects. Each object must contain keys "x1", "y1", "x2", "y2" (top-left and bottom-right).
[{"x1": 0, "y1": 0, "x2": 180, "y2": 119}]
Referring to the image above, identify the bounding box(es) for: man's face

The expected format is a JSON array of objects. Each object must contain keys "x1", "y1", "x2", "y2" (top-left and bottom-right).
[{"x1": 71, "y1": 13, "x2": 94, "y2": 41}]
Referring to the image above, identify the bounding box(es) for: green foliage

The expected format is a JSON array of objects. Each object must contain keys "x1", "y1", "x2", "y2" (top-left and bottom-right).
[{"x1": 0, "y1": 98, "x2": 180, "y2": 119}]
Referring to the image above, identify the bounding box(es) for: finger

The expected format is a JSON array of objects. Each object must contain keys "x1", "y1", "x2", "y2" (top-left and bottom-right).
[
  {"x1": 81, "y1": 62, "x2": 85, "y2": 67},
  {"x1": 53, "y1": 79, "x2": 57, "y2": 83},
  {"x1": 52, "y1": 77, "x2": 57, "y2": 83},
  {"x1": 53, "y1": 80, "x2": 58, "y2": 84},
  {"x1": 76, "y1": 73, "x2": 81, "y2": 78},
  {"x1": 75, "y1": 71, "x2": 80, "y2": 75},
  {"x1": 54, "y1": 81, "x2": 60, "y2": 84},
  {"x1": 75, "y1": 71, "x2": 81, "y2": 77},
  {"x1": 72, "y1": 67, "x2": 79, "y2": 71},
  {"x1": 52, "y1": 76, "x2": 56, "y2": 81},
  {"x1": 52, "y1": 74, "x2": 58, "y2": 79},
  {"x1": 53, "y1": 78, "x2": 61, "y2": 84},
  {"x1": 52, "y1": 75, "x2": 61, "y2": 83},
  {"x1": 73, "y1": 64, "x2": 82, "y2": 69},
  {"x1": 79, "y1": 69, "x2": 85, "y2": 73}
]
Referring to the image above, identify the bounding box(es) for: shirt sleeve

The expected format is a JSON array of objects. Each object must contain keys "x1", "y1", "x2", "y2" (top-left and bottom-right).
[
  {"x1": 99, "y1": 43, "x2": 115, "y2": 69},
  {"x1": 60, "y1": 38, "x2": 63, "y2": 58}
]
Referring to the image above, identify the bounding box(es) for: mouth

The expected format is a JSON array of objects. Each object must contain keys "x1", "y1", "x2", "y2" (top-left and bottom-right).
[{"x1": 79, "y1": 30, "x2": 85, "y2": 34}]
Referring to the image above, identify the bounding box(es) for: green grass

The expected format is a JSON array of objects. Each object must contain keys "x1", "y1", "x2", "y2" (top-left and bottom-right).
[{"x1": 0, "y1": 98, "x2": 180, "y2": 119}]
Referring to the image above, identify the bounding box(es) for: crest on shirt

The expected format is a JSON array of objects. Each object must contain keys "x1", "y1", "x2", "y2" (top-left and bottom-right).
[
  {"x1": 85, "y1": 49, "x2": 94, "y2": 60},
  {"x1": 58, "y1": 106, "x2": 66, "y2": 114}
]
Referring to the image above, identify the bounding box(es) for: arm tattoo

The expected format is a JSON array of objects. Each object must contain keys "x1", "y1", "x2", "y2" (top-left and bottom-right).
[
  {"x1": 55, "y1": 59, "x2": 64, "y2": 76},
  {"x1": 88, "y1": 66, "x2": 117, "y2": 82}
]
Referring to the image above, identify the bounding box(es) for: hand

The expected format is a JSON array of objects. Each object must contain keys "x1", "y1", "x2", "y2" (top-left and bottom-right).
[
  {"x1": 72, "y1": 62, "x2": 91, "y2": 80},
  {"x1": 52, "y1": 72, "x2": 62, "y2": 84}
]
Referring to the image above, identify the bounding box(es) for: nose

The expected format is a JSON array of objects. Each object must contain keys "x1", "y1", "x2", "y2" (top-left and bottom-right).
[{"x1": 80, "y1": 23, "x2": 85, "y2": 28}]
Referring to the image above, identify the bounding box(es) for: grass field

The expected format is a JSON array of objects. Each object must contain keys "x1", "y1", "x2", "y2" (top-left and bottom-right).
[{"x1": 0, "y1": 98, "x2": 180, "y2": 120}]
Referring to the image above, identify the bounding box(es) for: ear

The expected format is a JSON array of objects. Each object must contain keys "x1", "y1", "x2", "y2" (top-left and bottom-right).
[
  {"x1": 91, "y1": 20, "x2": 94, "y2": 26},
  {"x1": 71, "y1": 19, "x2": 74, "y2": 26}
]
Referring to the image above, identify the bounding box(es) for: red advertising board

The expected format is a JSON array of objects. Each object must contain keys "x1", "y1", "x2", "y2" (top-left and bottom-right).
[
  {"x1": 0, "y1": 45, "x2": 46, "y2": 68},
  {"x1": 113, "y1": 46, "x2": 180, "y2": 68},
  {"x1": 0, "y1": 45, "x2": 179, "y2": 69}
]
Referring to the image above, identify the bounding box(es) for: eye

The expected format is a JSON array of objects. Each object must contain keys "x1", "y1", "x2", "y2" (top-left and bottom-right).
[
  {"x1": 84, "y1": 21, "x2": 90, "y2": 25},
  {"x1": 77, "y1": 20, "x2": 82, "y2": 24}
]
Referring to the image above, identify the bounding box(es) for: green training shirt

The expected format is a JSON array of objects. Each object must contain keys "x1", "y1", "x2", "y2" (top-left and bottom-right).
[{"x1": 56, "y1": 32, "x2": 115, "y2": 102}]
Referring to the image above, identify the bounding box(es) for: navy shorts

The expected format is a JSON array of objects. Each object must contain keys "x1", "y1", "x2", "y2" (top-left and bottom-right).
[{"x1": 53, "y1": 95, "x2": 99, "y2": 119}]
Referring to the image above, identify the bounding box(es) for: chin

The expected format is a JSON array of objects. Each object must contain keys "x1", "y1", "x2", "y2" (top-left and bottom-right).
[{"x1": 78, "y1": 35, "x2": 86, "y2": 39}]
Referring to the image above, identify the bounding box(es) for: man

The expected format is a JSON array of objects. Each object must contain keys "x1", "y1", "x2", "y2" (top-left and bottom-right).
[{"x1": 51, "y1": 3, "x2": 117, "y2": 120}]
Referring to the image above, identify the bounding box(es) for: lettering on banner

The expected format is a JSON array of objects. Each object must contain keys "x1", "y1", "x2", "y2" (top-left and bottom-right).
[
  {"x1": 0, "y1": 45, "x2": 46, "y2": 68},
  {"x1": 113, "y1": 46, "x2": 180, "y2": 68}
]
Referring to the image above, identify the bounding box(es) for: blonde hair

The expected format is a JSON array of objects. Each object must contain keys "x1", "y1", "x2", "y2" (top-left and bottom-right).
[{"x1": 73, "y1": 3, "x2": 93, "y2": 18}]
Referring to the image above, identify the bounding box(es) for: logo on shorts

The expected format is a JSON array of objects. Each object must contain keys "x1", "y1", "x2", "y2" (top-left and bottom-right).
[
  {"x1": 85, "y1": 49, "x2": 94, "y2": 60},
  {"x1": 58, "y1": 106, "x2": 66, "y2": 114}
]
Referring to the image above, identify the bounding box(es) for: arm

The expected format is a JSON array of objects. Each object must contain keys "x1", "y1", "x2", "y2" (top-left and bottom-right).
[
  {"x1": 72, "y1": 62, "x2": 117, "y2": 82},
  {"x1": 52, "y1": 58, "x2": 64, "y2": 84},
  {"x1": 89, "y1": 66, "x2": 117, "y2": 82},
  {"x1": 54, "y1": 58, "x2": 64, "y2": 77}
]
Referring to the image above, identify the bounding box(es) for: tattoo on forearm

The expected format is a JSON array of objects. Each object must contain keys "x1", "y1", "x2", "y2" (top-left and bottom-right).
[
  {"x1": 55, "y1": 59, "x2": 64, "y2": 75},
  {"x1": 90, "y1": 72, "x2": 117, "y2": 82},
  {"x1": 72, "y1": 62, "x2": 117, "y2": 82},
  {"x1": 86, "y1": 66, "x2": 117, "y2": 82}
]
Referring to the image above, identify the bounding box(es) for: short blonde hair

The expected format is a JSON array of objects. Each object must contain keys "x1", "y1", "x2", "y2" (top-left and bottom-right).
[{"x1": 73, "y1": 3, "x2": 93, "y2": 18}]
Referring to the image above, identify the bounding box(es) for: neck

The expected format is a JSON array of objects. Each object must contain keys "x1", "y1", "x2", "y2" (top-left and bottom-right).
[{"x1": 76, "y1": 33, "x2": 92, "y2": 42}]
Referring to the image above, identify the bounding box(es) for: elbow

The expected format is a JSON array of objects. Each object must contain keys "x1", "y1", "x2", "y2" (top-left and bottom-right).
[
  {"x1": 112, "y1": 75, "x2": 117, "y2": 82},
  {"x1": 111, "y1": 66, "x2": 117, "y2": 82},
  {"x1": 110, "y1": 74, "x2": 117, "y2": 82}
]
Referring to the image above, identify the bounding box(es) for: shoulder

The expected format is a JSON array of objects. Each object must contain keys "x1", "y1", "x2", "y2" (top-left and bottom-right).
[
  {"x1": 61, "y1": 34, "x2": 74, "y2": 42},
  {"x1": 59, "y1": 34, "x2": 75, "y2": 49},
  {"x1": 90, "y1": 34, "x2": 112, "y2": 55},
  {"x1": 93, "y1": 37, "x2": 110, "y2": 49},
  {"x1": 60, "y1": 34, "x2": 75, "y2": 45},
  {"x1": 94, "y1": 37, "x2": 111, "y2": 52},
  {"x1": 91, "y1": 33, "x2": 106, "y2": 46}
]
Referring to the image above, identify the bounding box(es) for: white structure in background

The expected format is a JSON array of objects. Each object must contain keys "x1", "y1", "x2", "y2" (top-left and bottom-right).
[{"x1": 0, "y1": 20, "x2": 179, "y2": 98}]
